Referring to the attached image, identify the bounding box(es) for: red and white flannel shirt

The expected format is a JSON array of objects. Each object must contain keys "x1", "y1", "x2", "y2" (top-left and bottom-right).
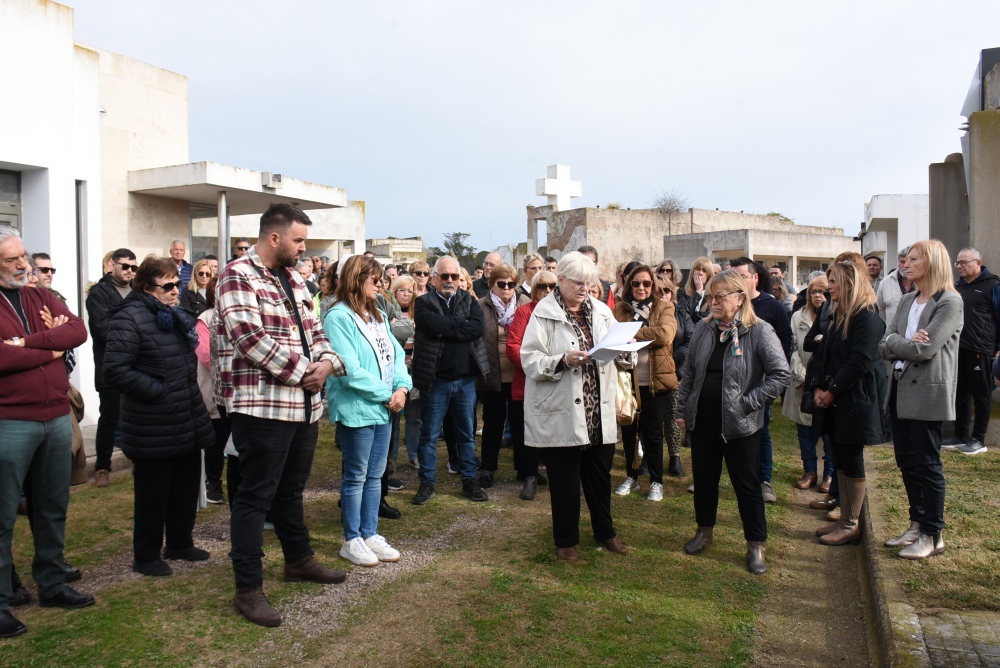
[{"x1": 216, "y1": 248, "x2": 345, "y2": 423}]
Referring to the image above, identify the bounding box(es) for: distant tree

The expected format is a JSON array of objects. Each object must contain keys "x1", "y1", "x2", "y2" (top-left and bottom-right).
[
  {"x1": 653, "y1": 188, "x2": 690, "y2": 215},
  {"x1": 427, "y1": 232, "x2": 479, "y2": 270},
  {"x1": 766, "y1": 212, "x2": 795, "y2": 223},
  {"x1": 605, "y1": 202, "x2": 623, "y2": 210}
]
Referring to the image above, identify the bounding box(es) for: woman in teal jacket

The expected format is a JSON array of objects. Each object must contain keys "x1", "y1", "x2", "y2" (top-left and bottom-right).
[{"x1": 324, "y1": 256, "x2": 411, "y2": 567}]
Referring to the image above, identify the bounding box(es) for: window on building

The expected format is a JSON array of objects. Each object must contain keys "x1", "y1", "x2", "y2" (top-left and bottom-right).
[{"x1": 0, "y1": 170, "x2": 21, "y2": 230}]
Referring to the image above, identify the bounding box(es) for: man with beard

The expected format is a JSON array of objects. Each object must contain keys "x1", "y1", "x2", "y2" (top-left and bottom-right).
[{"x1": 217, "y1": 204, "x2": 348, "y2": 627}]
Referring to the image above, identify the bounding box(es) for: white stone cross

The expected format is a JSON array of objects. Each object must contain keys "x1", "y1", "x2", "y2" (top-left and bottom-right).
[{"x1": 535, "y1": 164, "x2": 582, "y2": 211}]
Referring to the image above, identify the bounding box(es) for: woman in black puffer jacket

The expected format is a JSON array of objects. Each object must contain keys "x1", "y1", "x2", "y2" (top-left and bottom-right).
[{"x1": 104, "y1": 256, "x2": 214, "y2": 577}]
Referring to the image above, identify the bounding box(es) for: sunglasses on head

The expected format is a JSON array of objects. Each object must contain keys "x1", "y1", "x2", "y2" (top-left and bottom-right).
[
  {"x1": 196, "y1": 271, "x2": 212, "y2": 278},
  {"x1": 437, "y1": 273, "x2": 461, "y2": 281},
  {"x1": 412, "y1": 271, "x2": 429, "y2": 277},
  {"x1": 631, "y1": 280, "x2": 653, "y2": 289},
  {"x1": 494, "y1": 281, "x2": 517, "y2": 289},
  {"x1": 156, "y1": 281, "x2": 181, "y2": 292},
  {"x1": 37, "y1": 267, "x2": 57, "y2": 275},
  {"x1": 118, "y1": 262, "x2": 138, "y2": 272}
]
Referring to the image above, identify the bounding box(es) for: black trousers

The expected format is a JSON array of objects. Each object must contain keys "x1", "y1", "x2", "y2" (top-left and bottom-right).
[
  {"x1": 691, "y1": 428, "x2": 766, "y2": 541},
  {"x1": 620, "y1": 387, "x2": 668, "y2": 484},
  {"x1": 131, "y1": 449, "x2": 201, "y2": 563},
  {"x1": 540, "y1": 443, "x2": 616, "y2": 548},
  {"x1": 94, "y1": 387, "x2": 121, "y2": 472},
  {"x1": 954, "y1": 347, "x2": 992, "y2": 442},
  {"x1": 480, "y1": 384, "x2": 513, "y2": 473},
  {"x1": 831, "y1": 441, "x2": 865, "y2": 479},
  {"x1": 205, "y1": 406, "x2": 231, "y2": 489},
  {"x1": 230, "y1": 414, "x2": 318, "y2": 589},
  {"x1": 890, "y1": 381, "x2": 946, "y2": 535},
  {"x1": 508, "y1": 400, "x2": 539, "y2": 477}
]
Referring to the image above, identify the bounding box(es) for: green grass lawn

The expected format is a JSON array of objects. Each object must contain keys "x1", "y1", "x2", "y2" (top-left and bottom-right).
[{"x1": 1, "y1": 411, "x2": 808, "y2": 667}]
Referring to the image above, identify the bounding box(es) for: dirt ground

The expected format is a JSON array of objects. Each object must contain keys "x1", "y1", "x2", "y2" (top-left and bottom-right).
[{"x1": 752, "y1": 484, "x2": 870, "y2": 667}]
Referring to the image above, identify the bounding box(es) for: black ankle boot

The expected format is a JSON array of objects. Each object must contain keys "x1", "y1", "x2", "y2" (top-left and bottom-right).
[{"x1": 667, "y1": 456, "x2": 684, "y2": 477}]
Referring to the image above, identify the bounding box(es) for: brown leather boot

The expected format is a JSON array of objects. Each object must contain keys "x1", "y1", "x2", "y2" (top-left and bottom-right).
[
  {"x1": 603, "y1": 536, "x2": 630, "y2": 555},
  {"x1": 684, "y1": 527, "x2": 713, "y2": 555},
  {"x1": 819, "y1": 476, "x2": 865, "y2": 546},
  {"x1": 556, "y1": 546, "x2": 579, "y2": 562},
  {"x1": 794, "y1": 472, "x2": 817, "y2": 490},
  {"x1": 746, "y1": 541, "x2": 767, "y2": 574},
  {"x1": 809, "y1": 494, "x2": 837, "y2": 510},
  {"x1": 234, "y1": 586, "x2": 281, "y2": 627},
  {"x1": 819, "y1": 475, "x2": 832, "y2": 494},
  {"x1": 284, "y1": 556, "x2": 347, "y2": 584},
  {"x1": 94, "y1": 469, "x2": 110, "y2": 488}
]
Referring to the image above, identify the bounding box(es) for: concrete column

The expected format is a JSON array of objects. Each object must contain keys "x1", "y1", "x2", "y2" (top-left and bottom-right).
[
  {"x1": 928, "y1": 153, "x2": 970, "y2": 262},
  {"x1": 789, "y1": 256, "x2": 799, "y2": 291},
  {"x1": 969, "y1": 111, "x2": 1000, "y2": 267},
  {"x1": 217, "y1": 190, "x2": 228, "y2": 261}
]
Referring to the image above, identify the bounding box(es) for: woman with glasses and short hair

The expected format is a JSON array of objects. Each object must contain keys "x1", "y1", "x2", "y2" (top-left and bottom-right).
[
  {"x1": 506, "y1": 271, "x2": 557, "y2": 500},
  {"x1": 676, "y1": 270, "x2": 789, "y2": 574},
  {"x1": 613, "y1": 264, "x2": 677, "y2": 501},
  {"x1": 477, "y1": 265, "x2": 531, "y2": 490},
  {"x1": 103, "y1": 256, "x2": 214, "y2": 577},
  {"x1": 179, "y1": 258, "x2": 213, "y2": 317}
]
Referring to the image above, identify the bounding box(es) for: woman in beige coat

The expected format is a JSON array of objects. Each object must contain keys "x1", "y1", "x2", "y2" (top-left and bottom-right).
[{"x1": 521, "y1": 252, "x2": 627, "y2": 562}]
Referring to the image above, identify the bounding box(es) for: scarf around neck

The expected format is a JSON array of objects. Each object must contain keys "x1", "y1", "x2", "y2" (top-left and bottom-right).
[
  {"x1": 490, "y1": 292, "x2": 517, "y2": 328},
  {"x1": 714, "y1": 318, "x2": 743, "y2": 357},
  {"x1": 138, "y1": 291, "x2": 200, "y2": 351},
  {"x1": 629, "y1": 296, "x2": 654, "y2": 326}
]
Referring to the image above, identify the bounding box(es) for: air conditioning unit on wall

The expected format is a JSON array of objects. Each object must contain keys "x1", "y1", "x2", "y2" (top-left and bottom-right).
[{"x1": 262, "y1": 172, "x2": 283, "y2": 189}]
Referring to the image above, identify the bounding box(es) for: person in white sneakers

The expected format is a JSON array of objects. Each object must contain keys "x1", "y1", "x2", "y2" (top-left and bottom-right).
[{"x1": 323, "y1": 255, "x2": 411, "y2": 567}]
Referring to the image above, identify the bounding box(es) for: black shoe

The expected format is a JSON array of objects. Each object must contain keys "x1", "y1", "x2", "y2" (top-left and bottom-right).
[
  {"x1": 636, "y1": 462, "x2": 649, "y2": 477},
  {"x1": 387, "y1": 478, "x2": 404, "y2": 492},
  {"x1": 206, "y1": 487, "x2": 225, "y2": 505},
  {"x1": 478, "y1": 470, "x2": 495, "y2": 489},
  {"x1": 63, "y1": 561, "x2": 82, "y2": 583},
  {"x1": 683, "y1": 432, "x2": 691, "y2": 448},
  {"x1": 133, "y1": 559, "x2": 173, "y2": 577},
  {"x1": 163, "y1": 546, "x2": 210, "y2": 561},
  {"x1": 0, "y1": 610, "x2": 26, "y2": 638},
  {"x1": 39, "y1": 586, "x2": 95, "y2": 609},
  {"x1": 462, "y1": 478, "x2": 488, "y2": 502},
  {"x1": 667, "y1": 456, "x2": 685, "y2": 478},
  {"x1": 517, "y1": 473, "x2": 548, "y2": 486},
  {"x1": 379, "y1": 499, "x2": 402, "y2": 519},
  {"x1": 9, "y1": 584, "x2": 30, "y2": 607},
  {"x1": 412, "y1": 482, "x2": 435, "y2": 505},
  {"x1": 519, "y1": 476, "x2": 538, "y2": 501}
]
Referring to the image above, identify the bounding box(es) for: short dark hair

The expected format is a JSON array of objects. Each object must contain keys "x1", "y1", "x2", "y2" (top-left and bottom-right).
[
  {"x1": 545, "y1": 256, "x2": 557, "y2": 264},
  {"x1": 259, "y1": 203, "x2": 312, "y2": 237},
  {"x1": 866, "y1": 255, "x2": 882, "y2": 266},
  {"x1": 577, "y1": 245, "x2": 599, "y2": 262},
  {"x1": 203, "y1": 254, "x2": 218, "y2": 261},
  {"x1": 112, "y1": 248, "x2": 136, "y2": 262},
  {"x1": 31, "y1": 252, "x2": 51, "y2": 262},
  {"x1": 205, "y1": 276, "x2": 218, "y2": 308},
  {"x1": 362, "y1": 251, "x2": 375, "y2": 258},
  {"x1": 132, "y1": 255, "x2": 178, "y2": 293},
  {"x1": 770, "y1": 264, "x2": 782, "y2": 271},
  {"x1": 730, "y1": 257, "x2": 758, "y2": 277},
  {"x1": 235, "y1": 237, "x2": 250, "y2": 245}
]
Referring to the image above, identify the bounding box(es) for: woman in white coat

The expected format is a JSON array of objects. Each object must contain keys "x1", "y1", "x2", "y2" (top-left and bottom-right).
[{"x1": 521, "y1": 252, "x2": 628, "y2": 562}]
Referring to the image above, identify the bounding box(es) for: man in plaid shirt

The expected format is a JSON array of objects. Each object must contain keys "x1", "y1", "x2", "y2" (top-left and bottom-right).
[{"x1": 216, "y1": 203, "x2": 347, "y2": 627}]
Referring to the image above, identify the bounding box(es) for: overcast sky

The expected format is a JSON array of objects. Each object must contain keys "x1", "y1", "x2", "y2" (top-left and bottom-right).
[{"x1": 70, "y1": 1, "x2": 999, "y2": 252}]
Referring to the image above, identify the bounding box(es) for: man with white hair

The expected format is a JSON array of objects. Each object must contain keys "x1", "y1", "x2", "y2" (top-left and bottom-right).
[
  {"x1": 0, "y1": 226, "x2": 93, "y2": 637},
  {"x1": 169, "y1": 239, "x2": 193, "y2": 287},
  {"x1": 411, "y1": 256, "x2": 490, "y2": 505},
  {"x1": 473, "y1": 252, "x2": 502, "y2": 299},
  {"x1": 876, "y1": 246, "x2": 915, "y2": 327}
]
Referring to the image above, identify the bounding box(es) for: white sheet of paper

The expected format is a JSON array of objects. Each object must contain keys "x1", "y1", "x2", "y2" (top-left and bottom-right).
[
  {"x1": 587, "y1": 321, "x2": 642, "y2": 353},
  {"x1": 589, "y1": 340, "x2": 653, "y2": 362}
]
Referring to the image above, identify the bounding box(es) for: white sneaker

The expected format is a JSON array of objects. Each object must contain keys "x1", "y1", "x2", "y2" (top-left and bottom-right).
[
  {"x1": 364, "y1": 534, "x2": 401, "y2": 562},
  {"x1": 614, "y1": 477, "x2": 639, "y2": 496},
  {"x1": 340, "y1": 537, "x2": 379, "y2": 567},
  {"x1": 648, "y1": 482, "x2": 664, "y2": 502}
]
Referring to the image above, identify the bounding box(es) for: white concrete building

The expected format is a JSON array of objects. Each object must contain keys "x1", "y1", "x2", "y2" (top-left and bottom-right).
[
  {"x1": 0, "y1": 0, "x2": 363, "y2": 423},
  {"x1": 859, "y1": 194, "x2": 929, "y2": 264}
]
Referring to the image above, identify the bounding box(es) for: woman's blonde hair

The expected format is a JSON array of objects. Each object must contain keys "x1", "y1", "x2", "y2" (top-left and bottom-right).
[
  {"x1": 186, "y1": 258, "x2": 212, "y2": 292},
  {"x1": 706, "y1": 270, "x2": 758, "y2": 327},
  {"x1": 908, "y1": 239, "x2": 957, "y2": 296},
  {"x1": 828, "y1": 260, "x2": 877, "y2": 338},
  {"x1": 459, "y1": 267, "x2": 474, "y2": 293},
  {"x1": 804, "y1": 274, "x2": 828, "y2": 320},
  {"x1": 530, "y1": 271, "x2": 557, "y2": 300},
  {"x1": 390, "y1": 274, "x2": 417, "y2": 318},
  {"x1": 685, "y1": 256, "x2": 716, "y2": 298}
]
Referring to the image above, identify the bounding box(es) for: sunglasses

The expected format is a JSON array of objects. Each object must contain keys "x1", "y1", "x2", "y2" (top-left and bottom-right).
[
  {"x1": 196, "y1": 271, "x2": 212, "y2": 278},
  {"x1": 118, "y1": 262, "x2": 138, "y2": 272},
  {"x1": 37, "y1": 267, "x2": 57, "y2": 275},
  {"x1": 657, "y1": 268, "x2": 672, "y2": 274},
  {"x1": 536, "y1": 283, "x2": 556, "y2": 291},
  {"x1": 631, "y1": 280, "x2": 653, "y2": 289},
  {"x1": 494, "y1": 281, "x2": 517, "y2": 289},
  {"x1": 236, "y1": 246, "x2": 250, "y2": 251},
  {"x1": 437, "y1": 273, "x2": 461, "y2": 281},
  {"x1": 412, "y1": 271, "x2": 429, "y2": 277},
  {"x1": 156, "y1": 281, "x2": 182, "y2": 291}
]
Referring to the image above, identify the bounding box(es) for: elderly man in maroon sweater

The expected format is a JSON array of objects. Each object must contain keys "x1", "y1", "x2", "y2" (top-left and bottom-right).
[{"x1": 0, "y1": 227, "x2": 92, "y2": 638}]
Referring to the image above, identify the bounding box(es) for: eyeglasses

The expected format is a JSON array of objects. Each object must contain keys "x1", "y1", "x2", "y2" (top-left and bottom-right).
[
  {"x1": 196, "y1": 271, "x2": 212, "y2": 278},
  {"x1": 36, "y1": 267, "x2": 57, "y2": 275},
  {"x1": 396, "y1": 288, "x2": 414, "y2": 294},
  {"x1": 536, "y1": 283, "x2": 556, "y2": 292},
  {"x1": 525, "y1": 265, "x2": 543, "y2": 272},
  {"x1": 236, "y1": 246, "x2": 250, "y2": 251},
  {"x1": 706, "y1": 291, "x2": 740, "y2": 303},
  {"x1": 494, "y1": 281, "x2": 517, "y2": 289},
  {"x1": 631, "y1": 280, "x2": 653, "y2": 289},
  {"x1": 155, "y1": 281, "x2": 181, "y2": 292},
  {"x1": 809, "y1": 289, "x2": 826, "y2": 296},
  {"x1": 955, "y1": 259, "x2": 979, "y2": 267},
  {"x1": 412, "y1": 271, "x2": 429, "y2": 277},
  {"x1": 437, "y1": 273, "x2": 461, "y2": 281},
  {"x1": 118, "y1": 262, "x2": 138, "y2": 272},
  {"x1": 657, "y1": 268, "x2": 672, "y2": 274}
]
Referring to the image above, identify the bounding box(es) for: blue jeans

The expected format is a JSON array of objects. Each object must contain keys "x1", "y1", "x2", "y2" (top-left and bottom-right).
[
  {"x1": 796, "y1": 422, "x2": 834, "y2": 478},
  {"x1": 0, "y1": 415, "x2": 73, "y2": 610},
  {"x1": 418, "y1": 376, "x2": 478, "y2": 485},
  {"x1": 758, "y1": 404, "x2": 773, "y2": 483},
  {"x1": 338, "y1": 422, "x2": 390, "y2": 541}
]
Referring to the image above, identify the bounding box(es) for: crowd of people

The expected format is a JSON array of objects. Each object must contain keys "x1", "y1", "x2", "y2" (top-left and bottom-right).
[{"x1": 1, "y1": 207, "x2": 996, "y2": 636}]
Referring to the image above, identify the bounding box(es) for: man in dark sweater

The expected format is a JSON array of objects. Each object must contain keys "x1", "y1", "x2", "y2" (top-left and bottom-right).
[
  {"x1": 731, "y1": 258, "x2": 793, "y2": 503},
  {"x1": 85, "y1": 248, "x2": 136, "y2": 488},
  {"x1": 411, "y1": 256, "x2": 490, "y2": 505},
  {"x1": 0, "y1": 226, "x2": 93, "y2": 638},
  {"x1": 472, "y1": 252, "x2": 502, "y2": 299}
]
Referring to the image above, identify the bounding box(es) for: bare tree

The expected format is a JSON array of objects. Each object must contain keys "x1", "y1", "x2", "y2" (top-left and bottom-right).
[{"x1": 652, "y1": 188, "x2": 690, "y2": 215}]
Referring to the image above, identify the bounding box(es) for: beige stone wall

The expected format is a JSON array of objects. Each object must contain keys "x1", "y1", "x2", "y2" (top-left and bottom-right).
[
  {"x1": 94, "y1": 47, "x2": 189, "y2": 258},
  {"x1": 969, "y1": 111, "x2": 1000, "y2": 268}
]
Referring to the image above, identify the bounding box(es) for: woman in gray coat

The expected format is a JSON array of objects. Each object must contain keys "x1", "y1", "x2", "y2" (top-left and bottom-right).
[
  {"x1": 879, "y1": 239, "x2": 963, "y2": 560},
  {"x1": 676, "y1": 270, "x2": 790, "y2": 574}
]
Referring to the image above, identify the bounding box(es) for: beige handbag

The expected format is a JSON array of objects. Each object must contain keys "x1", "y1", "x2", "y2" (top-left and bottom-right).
[{"x1": 615, "y1": 368, "x2": 641, "y2": 426}]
